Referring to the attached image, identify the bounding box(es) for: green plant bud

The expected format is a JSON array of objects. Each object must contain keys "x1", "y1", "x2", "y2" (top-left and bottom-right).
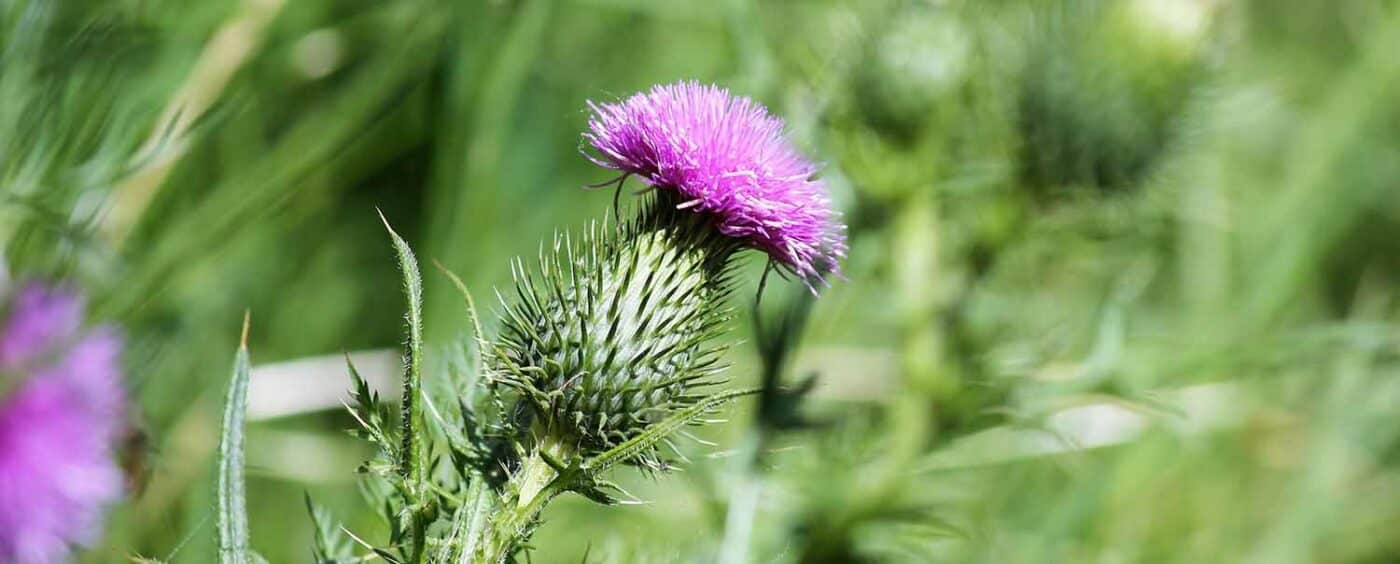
[
  {"x1": 854, "y1": 8, "x2": 971, "y2": 143},
  {"x1": 1015, "y1": 0, "x2": 1205, "y2": 192},
  {"x1": 491, "y1": 195, "x2": 740, "y2": 464}
]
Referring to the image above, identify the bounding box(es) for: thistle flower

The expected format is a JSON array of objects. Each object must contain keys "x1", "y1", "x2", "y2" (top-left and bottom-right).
[
  {"x1": 492, "y1": 82, "x2": 849, "y2": 468},
  {"x1": 0, "y1": 284, "x2": 125, "y2": 564},
  {"x1": 584, "y1": 81, "x2": 846, "y2": 286},
  {"x1": 480, "y1": 85, "x2": 847, "y2": 561}
]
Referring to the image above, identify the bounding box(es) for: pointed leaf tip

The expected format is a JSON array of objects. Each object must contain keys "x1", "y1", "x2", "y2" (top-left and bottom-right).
[
  {"x1": 240, "y1": 309, "x2": 250, "y2": 350},
  {"x1": 217, "y1": 323, "x2": 253, "y2": 563},
  {"x1": 375, "y1": 206, "x2": 391, "y2": 229}
]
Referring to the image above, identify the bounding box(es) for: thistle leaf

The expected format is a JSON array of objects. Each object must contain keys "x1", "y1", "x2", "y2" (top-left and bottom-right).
[
  {"x1": 459, "y1": 480, "x2": 495, "y2": 562},
  {"x1": 378, "y1": 209, "x2": 426, "y2": 490},
  {"x1": 217, "y1": 312, "x2": 253, "y2": 564},
  {"x1": 583, "y1": 387, "x2": 758, "y2": 475},
  {"x1": 345, "y1": 354, "x2": 397, "y2": 465},
  {"x1": 306, "y1": 494, "x2": 355, "y2": 563},
  {"x1": 377, "y1": 209, "x2": 431, "y2": 562},
  {"x1": 427, "y1": 479, "x2": 495, "y2": 564}
]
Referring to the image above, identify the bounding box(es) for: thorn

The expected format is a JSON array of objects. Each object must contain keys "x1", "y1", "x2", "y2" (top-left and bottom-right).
[
  {"x1": 679, "y1": 430, "x2": 717, "y2": 447},
  {"x1": 339, "y1": 526, "x2": 378, "y2": 552},
  {"x1": 240, "y1": 309, "x2": 251, "y2": 349},
  {"x1": 374, "y1": 206, "x2": 395, "y2": 234}
]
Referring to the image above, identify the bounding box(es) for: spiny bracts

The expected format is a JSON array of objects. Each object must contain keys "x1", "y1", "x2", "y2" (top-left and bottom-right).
[{"x1": 490, "y1": 195, "x2": 741, "y2": 467}]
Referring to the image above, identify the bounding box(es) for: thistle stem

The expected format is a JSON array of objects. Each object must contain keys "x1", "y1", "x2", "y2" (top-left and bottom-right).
[
  {"x1": 477, "y1": 434, "x2": 573, "y2": 564},
  {"x1": 513, "y1": 443, "x2": 561, "y2": 511},
  {"x1": 883, "y1": 188, "x2": 938, "y2": 474}
]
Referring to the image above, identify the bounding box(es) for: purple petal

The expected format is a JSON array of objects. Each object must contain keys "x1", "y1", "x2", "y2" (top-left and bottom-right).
[
  {"x1": 0, "y1": 284, "x2": 83, "y2": 370},
  {"x1": 585, "y1": 81, "x2": 847, "y2": 286},
  {"x1": 0, "y1": 284, "x2": 125, "y2": 564}
]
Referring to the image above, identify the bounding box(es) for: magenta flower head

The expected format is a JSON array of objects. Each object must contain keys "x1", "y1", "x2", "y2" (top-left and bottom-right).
[
  {"x1": 584, "y1": 81, "x2": 846, "y2": 286},
  {"x1": 0, "y1": 283, "x2": 126, "y2": 564}
]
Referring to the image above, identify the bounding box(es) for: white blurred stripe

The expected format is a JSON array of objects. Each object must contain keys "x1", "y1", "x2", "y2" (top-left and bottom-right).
[
  {"x1": 918, "y1": 382, "x2": 1247, "y2": 472},
  {"x1": 246, "y1": 346, "x2": 1250, "y2": 472},
  {"x1": 247, "y1": 349, "x2": 400, "y2": 420}
]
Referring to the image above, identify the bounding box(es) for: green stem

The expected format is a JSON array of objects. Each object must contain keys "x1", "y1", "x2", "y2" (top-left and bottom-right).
[
  {"x1": 872, "y1": 188, "x2": 939, "y2": 492},
  {"x1": 476, "y1": 435, "x2": 572, "y2": 564}
]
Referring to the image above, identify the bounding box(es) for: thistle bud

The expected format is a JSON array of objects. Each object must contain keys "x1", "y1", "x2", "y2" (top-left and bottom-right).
[{"x1": 493, "y1": 199, "x2": 738, "y2": 463}]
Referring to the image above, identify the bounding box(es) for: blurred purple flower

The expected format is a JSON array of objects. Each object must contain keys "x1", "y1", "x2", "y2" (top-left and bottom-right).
[
  {"x1": 585, "y1": 81, "x2": 846, "y2": 286},
  {"x1": 0, "y1": 284, "x2": 125, "y2": 564}
]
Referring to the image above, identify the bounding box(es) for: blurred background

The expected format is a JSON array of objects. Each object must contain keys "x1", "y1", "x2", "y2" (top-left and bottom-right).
[{"x1": 2, "y1": 0, "x2": 1398, "y2": 561}]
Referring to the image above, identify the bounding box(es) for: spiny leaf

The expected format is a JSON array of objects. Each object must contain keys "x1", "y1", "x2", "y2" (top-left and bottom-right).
[
  {"x1": 426, "y1": 479, "x2": 495, "y2": 564},
  {"x1": 583, "y1": 387, "x2": 758, "y2": 474},
  {"x1": 378, "y1": 209, "x2": 430, "y2": 563},
  {"x1": 306, "y1": 494, "x2": 355, "y2": 563},
  {"x1": 217, "y1": 312, "x2": 252, "y2": 564},
  {"x1": 373, "y1": 548, "x2": 405, "y2": 564},
  {"x1": 459, "y1": 481, "x2": 495, "y2": 563},
  {"x1": 378, "y1": 209, "x2": 427, "y2": 490},
  {"x1": 345, "y1": 354, "x2": 397, "y2": 462}
]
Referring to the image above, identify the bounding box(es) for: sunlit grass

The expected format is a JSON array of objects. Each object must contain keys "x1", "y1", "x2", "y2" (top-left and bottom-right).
[{"x1": 0, "y1": 0, "x2": 1395, "y2": 562}]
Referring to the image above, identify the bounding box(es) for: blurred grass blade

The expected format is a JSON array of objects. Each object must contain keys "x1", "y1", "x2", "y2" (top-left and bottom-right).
[
  {"x1": 424, "y1": 0, "x2": 555, "y2": 336},
  {"x1": 102, "y1": 0, "x2": 286, "y2": 243},
  {"x1": 99, "y1": 11, "x2": 449, "y2": 318},
  {"x1": 218, "y1": 312, "x2": 253, "y2": 564}
]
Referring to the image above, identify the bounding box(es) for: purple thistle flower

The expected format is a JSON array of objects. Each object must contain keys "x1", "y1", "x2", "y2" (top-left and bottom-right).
[
  {"x1": 0, "y1": 284, "x2": 126, "y2": 564},
  {"x1": 584, "y1": 81, "x2": 846, "y2": 285}
]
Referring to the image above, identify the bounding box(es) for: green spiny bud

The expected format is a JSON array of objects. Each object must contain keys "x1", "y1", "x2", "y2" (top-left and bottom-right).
[{"x1": 491, "y1": 195, "x2": 741, "y2": 464}]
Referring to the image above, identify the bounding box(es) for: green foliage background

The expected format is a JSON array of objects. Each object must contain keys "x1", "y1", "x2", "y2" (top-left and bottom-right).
[{"x1": 2, "y1": 0, "x2": 1397, "y2": 562}]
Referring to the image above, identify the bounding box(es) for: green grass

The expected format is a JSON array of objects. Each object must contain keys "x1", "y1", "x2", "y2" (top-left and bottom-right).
[{"x1": 1, "y1": 0, "x2": 1396, "y2": 562}]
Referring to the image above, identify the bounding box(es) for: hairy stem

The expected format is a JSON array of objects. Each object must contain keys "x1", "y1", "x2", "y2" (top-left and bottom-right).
[{"x1": 476, "y1": 435, "x2": 573, "y2": 564}]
